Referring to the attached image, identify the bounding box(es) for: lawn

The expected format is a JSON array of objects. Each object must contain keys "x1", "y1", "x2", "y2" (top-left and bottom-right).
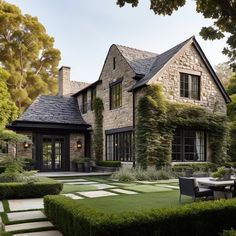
[
  {"x1": 57, "y1": 176, "x2": 194, "y2": 213},
  {"x1": 77, "y1": 191, "x2": 193, "y2": 213}
]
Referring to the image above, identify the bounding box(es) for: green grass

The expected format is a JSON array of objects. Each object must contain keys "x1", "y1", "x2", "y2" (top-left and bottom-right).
[
  {"x1": 77, "y1": 191, "x2": 193, "y2": 213},
  {"x1": 62, "y1": 184, "x2": 98, "y2": 193}
]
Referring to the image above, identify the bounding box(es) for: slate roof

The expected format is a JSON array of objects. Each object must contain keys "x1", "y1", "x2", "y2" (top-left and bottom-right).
[
  {"x1": 131, "y1": 37, "x2": 192, "y2": 90},
  {"x1": 17, "y1": 95, "x2": 88, "y2": 125},
  {"x1": 116, "y1": 44, "x2": 157, "y2": 75}
]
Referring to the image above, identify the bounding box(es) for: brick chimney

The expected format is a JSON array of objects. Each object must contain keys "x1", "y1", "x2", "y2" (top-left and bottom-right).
[{"x1": 58, "y1": 66, "x2": 71, "y2": 96}]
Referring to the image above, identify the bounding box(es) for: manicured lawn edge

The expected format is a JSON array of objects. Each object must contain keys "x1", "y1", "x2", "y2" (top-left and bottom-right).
[
  {"x1": 0, "y1": 179, "x2": 63, "y2": 199},
  {"x1": 44, "y1": 195, "x2": 236, "y2": 236}
]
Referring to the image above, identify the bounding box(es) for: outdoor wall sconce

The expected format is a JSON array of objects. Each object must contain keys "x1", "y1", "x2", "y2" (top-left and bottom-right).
[
  {"x1": 76, "y1": 140, "x2": 82, "y2": 149},
  {"x1": 23, "y1": 142, "x2": 30, "y2": 149}
]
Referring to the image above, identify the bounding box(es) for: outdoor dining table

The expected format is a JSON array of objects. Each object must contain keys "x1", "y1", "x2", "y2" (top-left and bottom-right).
[{"x1": 196, "y1": 177, "x2": 236, "y2": 199}]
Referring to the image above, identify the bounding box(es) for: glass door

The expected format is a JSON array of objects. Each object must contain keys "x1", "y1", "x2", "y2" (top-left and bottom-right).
[{"x1": 41, "y1": 135, "x2": 65, "y2": 171}]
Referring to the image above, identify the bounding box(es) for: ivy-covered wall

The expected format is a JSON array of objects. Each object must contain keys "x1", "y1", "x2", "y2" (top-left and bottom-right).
[{"x1": 136, "y1": 84, "x2": 228, "y2": 169}]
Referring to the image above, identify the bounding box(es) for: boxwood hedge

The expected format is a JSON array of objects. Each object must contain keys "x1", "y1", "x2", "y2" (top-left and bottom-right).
[
  {"x1": 0, "y1": 178, "x2": 63, "y2": 199},
  {"x1": 44, "y1": 195, "x2": 236, "y2": 236}
]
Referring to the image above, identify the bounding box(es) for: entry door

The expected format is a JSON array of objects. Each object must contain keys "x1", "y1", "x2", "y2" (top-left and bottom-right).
[{"x1": 40, "y1": 135, "x2": 68, "y2": 171}]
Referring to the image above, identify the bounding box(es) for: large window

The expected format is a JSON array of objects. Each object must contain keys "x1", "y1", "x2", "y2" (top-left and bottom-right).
[
  {"x1": 180, "y1": 73, "x2": 200, "y2": 100},
  {"x1": 82, "y1": 92, "x2": 87, "y2": 114},
  {"x1": 91, "y1": 87, "x2": 96, "y2": 111},
  {"x1": 172, "y1": 129, "x2": 206, "y2": 162},
  {"x1": 110, "y1": 81, "x2": 122, "y2": 110},
  {"x1": 106, "y1": 131, "x2": 133, "y2": 162}
]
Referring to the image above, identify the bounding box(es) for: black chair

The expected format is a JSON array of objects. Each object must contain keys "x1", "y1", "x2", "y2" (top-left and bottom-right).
[
  {"x1": 179, "y1": 177, "x2": 214, "y2": 203},
  {"x1": 230, "y1": 180, "x2": 236, "y2": 198}
]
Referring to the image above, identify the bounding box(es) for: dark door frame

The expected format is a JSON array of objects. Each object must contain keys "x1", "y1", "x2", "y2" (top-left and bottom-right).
[{"x1": 35, "y1": 133, "x2": 70, "y2": 172}]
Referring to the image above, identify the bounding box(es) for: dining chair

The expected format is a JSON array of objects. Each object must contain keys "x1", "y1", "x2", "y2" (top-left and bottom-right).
[{"x1": 179, "y1": 177, "x2": 214, "y2": 203}]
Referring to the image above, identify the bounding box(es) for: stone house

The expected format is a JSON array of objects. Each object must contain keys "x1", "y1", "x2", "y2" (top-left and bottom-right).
[{"x1": 8, "y1": 36, "x2": 230, "y2": 171}]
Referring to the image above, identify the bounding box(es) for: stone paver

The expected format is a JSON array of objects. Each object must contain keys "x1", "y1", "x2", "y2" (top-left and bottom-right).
[
  {"x1": 7, "y1": 211, "x2": 46, "y2": 222},
  {"x1": 78, "y1": 190, "x2": 118, "y2": 198},
  {"x1": 8, "y1": 198, "x2": 44, "y2": 211},
  {"x1": 0, "y1": 201, "x2": 4, "y2": 212},
  {"x1": 62, "y1": 193, "x2": 83, "y2": 200},
  {"x1": 13, "y1": 230, "x2": 63, "y2": 236},
  {"x1": 65, "y1": 181, "x2": 97, "y2": 185},
  {"x1": 92, "y1": 184, "x2": 115, "y2": 190},
  {"x1": 57, "y1": 178, "x2": 87, "y2": 182},
  {"x1": 5, "y1": 221, "x2": 53, "y2": 232},
  {"x1": 111, "y1": 188, "x2": 138, "y2": 195}
]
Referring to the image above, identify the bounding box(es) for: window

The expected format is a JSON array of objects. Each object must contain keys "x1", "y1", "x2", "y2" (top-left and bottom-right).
[
  {"x1": 82, "y1": 92, "x2": 87, "y2": 113},
  {"x1": 113, "y1": 57, "x2": 116, "y2": 70},
  {"x1": 180, "y1": 73, "x2": 200, "y2": 100},
  {"x1": 106, "y1": 131, "x2": 133, "y2": 162},
  {"x1": 172, "y1": 129, "x2": 206, "y2": 162},
  {"x1": 110, "y1": 81, "x2": 122, "y2": 109},
  {"x1": 91, "y1": 87, "x2": 96, "y2": 111},
  {"x1": 0, "y1": 141, "x2": 8, "y2": 154}
]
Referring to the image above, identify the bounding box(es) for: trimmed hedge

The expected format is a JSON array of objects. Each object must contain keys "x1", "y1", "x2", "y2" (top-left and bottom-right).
[
  {"x1": 45, "y1": 195, "x2": 236, "y2": 236},
  {"x1": 221, "y1": 229, "x2": 236, "y2": 236},
  {"x1": 172, "y1": 162, "x2": 217, "y2": 172},
  {"x1": 96, "y1": 160, "x2": 121, "y2": 167},
  {"x1": 0, "y1": 178, "x2": 63, "y2": 199}
]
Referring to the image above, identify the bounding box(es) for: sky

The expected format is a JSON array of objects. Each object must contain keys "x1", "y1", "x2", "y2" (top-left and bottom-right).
[{"x1": 7, "y1": 0, "x2": 229, "y2": 83}]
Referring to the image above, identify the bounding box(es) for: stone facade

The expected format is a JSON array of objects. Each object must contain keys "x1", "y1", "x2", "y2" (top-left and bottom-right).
[
  {"x1": 148, "y1": 44, "x2": 227, "y2": 114},
  {"x1": 76, "y1": 42, "x2": 227, "y2": 162}
]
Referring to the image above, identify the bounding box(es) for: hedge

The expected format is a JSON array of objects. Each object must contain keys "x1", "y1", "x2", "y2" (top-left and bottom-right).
[
  {"x1": 44, "y1": 195, "x2": 236, "y2": 236},
  {"x1": 172, "y1": 162, "x2": 217, "y2": 172},
  {"x1": 221, "y1": 229, "x2": 236, "y2": 236},
  {"x1": 96, "y1": 160, "x2": 121, "y2": 167},
  {"x1": 0, "y1": 178, "x2": 63, "y2": 199}
]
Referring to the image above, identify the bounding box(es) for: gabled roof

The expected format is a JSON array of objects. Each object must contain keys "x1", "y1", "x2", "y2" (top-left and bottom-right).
[
  {"x1": 115, "y1": 45, "x2": 157, "y2": 75},
  {"x1": 16, "y1": 95, "x2": 88, "y2": 125},
  {"x1": 130, "y1": 37, "x2": 192, "y2": 90},
  {"x1": 69, "y1": 81, "x2": 90, "y2": 96}
]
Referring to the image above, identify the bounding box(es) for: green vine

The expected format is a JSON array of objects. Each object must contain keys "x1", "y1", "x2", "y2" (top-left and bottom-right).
[
  {"x1": 136, "y1": 84, "x2": 228, "y2": 169},
  {"x1": 94, "y1": 97, "x2": 104, "y2": 162}
]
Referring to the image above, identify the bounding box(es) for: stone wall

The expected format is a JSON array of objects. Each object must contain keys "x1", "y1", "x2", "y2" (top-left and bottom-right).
[
  {"x1": 148, "y1": 44, "x2": 227, "y2": 114},
  {"x1": 77, "y1": 45, "x2": 136, "y2": 159},
  {"x1": 69, "y1": 133, "x2": 85, "y2": 165}
]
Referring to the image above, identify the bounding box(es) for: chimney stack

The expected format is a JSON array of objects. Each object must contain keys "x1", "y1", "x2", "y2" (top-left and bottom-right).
[{"x1": 58, "y1": 66, "x2": 71, "y2": 96}]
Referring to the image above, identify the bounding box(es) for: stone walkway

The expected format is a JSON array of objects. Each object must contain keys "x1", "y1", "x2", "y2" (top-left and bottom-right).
[{"x1": 0, "y1": 198, "x2": 63, "y2": 235}]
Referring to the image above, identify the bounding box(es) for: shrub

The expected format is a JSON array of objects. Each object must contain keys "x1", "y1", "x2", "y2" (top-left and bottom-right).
[
  {"x1": 111, "y1": 167, "x2": 135, "y2": 182},
  {"x1": 172, "y1": 163, "x2": 217, "y2": 173},
  {"x1": 44, "y1": 196, "x2": 236, "y2": 236},
  {"x1": 96, "y1": 161, "x2": 121, "y2": 168},
  {"x1": 221, "y1": 229, "x2": 236, "y2": 236},
  {"x1": 0, "y1": 177, "x2": 63, "y2": 199}
]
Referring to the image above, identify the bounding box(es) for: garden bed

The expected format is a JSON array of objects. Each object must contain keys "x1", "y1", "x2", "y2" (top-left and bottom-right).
[
  {"x1": 0, "y1": 177, "x2": 63, "y2": 199},
  {"x1": 44, "y1": 195, "x2": 236, "y2": 236}
]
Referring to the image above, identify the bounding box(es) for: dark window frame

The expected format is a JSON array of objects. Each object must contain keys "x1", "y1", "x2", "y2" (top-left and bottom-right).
[
  {"x1": 91, "y1": 87, "x2": 96, "y2": 111},
  {"x1": 172, "y1": 129, "x2": 206, "y2": 162},
  {"x1": 180, "y1": 73, "x2": 200, "y2": 100},
  {"x1": 106, "y1": 131, "x2": 133, "y2": 162},
  {"x1": 82, "y1": 92, "x2": 87, "y2": 114},
  {"x1": 113, "y1": 57, "x2": 116, "y2": 70},
  {"x1": 110, "y1": 79, "x2": 123, "y2": 110}
]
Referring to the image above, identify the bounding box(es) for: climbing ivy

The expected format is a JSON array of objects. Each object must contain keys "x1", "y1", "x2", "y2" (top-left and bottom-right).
[
  {"x1": 94, "y1": 97, "x2": 104, "y2": 162},
  {"x1": 136, "y1": 84, "x2": 228, "y2": 169}
]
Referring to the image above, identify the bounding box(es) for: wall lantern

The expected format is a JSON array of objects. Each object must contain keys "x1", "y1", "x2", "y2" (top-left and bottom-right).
[
  {"x1": 23, "y1": 142, "x2": 30, "y2": 149},
  {"x1": 76, "y1": 140, "x2": 82, "y2": 149}
]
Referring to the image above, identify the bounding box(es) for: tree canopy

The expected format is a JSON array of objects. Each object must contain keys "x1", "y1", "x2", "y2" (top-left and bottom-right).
[
  {"x1": 116, "y1": 0, "x2": 236, "y2": 70},
  {"x1": 0, "y1": 68, "x2": 18, "y2": 129},
  {"x1": 0, "y1": 1, "x2": 61, "y2": 111}
]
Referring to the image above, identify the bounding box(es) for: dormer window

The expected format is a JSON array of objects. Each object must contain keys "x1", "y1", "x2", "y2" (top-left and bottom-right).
[
  {"x1": 82, "y1": 92, "x2": 87, "y2": 114},
  {"x1": 180, "y1": 73, "x2": 200, "y2": 100},
  {"x1": 113, "y1": 57, "x2": 116, "y2": 70}
]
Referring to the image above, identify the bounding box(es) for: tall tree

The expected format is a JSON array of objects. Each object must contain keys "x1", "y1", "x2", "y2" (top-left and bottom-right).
[
  {"x1": 215, "y1": 62, "x2": 234, "y2": 89},
  {"x1": 116, "y1": 0, "x2": 236, "y2": 70},
  {"x1": 0, "y1": 68, "x2": 18, "y2": 129},
  {"x1": 0, "y1": 1, "x2": 61, "y2": 111}
]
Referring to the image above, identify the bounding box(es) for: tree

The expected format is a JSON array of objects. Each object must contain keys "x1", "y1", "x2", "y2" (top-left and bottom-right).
[
  {"x1": 215, "y1": 62, "x2": 234, "y2": 88},
  {"x1": 116, "y1": 0, "x2": 236, "y2": 70},
  {"x1": 0, "y1": 1, "x2": 61, "y2": 111},
  {"x1": 227, "y1": 74, "x2": 236, "y2": 96},
  {"x1": 0, "y1": 68, "x2": 18, "y2": 129}
]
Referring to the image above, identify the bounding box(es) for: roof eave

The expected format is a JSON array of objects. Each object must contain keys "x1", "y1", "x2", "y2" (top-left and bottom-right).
[{"x1": 72, "y1": 80, "x2": 102, "y2": 97}]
